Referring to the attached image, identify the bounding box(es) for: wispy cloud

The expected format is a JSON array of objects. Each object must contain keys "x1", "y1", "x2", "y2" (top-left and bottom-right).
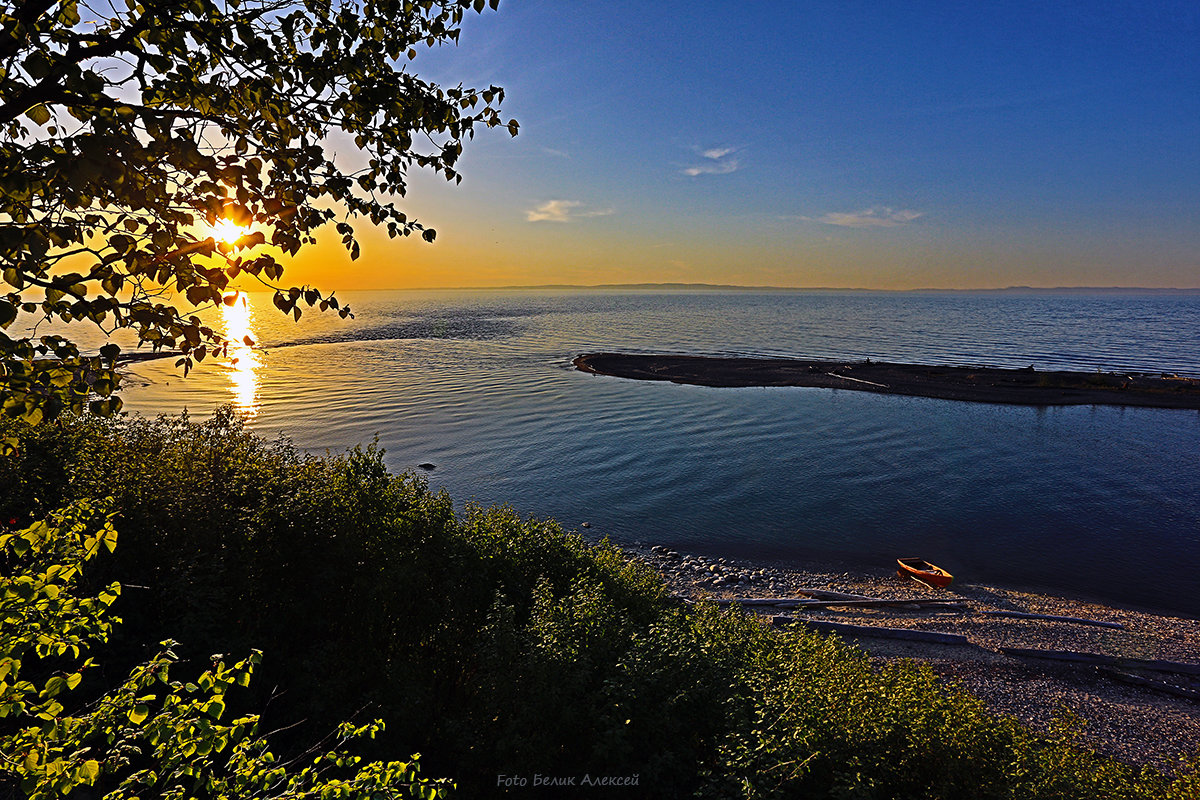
[
  {"x1": 681, "y1": 145, "x2": 741, "y2": 177},
  {"x1": 811, "y1": 207, "x2": 923, "y2": 228},
  {"x1": 682, "y1": 160, "x2": 740, "y2": 176},
  {"x1": 525, "y1": 200, "x2": 614, "y2": 223}
]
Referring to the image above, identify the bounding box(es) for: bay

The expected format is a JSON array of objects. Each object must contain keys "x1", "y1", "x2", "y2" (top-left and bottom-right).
[{"x1": 119, "y1": 289, "x2": 1200, "y2": 616}]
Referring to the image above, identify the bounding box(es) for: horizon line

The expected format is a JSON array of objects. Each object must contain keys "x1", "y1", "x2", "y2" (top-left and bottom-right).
[{"x1": 253, "y1": 283, "x2": 1200, "y2": 294}]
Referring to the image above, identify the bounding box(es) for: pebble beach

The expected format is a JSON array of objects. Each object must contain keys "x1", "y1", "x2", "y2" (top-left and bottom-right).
[{"x1": 628, "y1": 545, "x2": 1200, "y2": 771}]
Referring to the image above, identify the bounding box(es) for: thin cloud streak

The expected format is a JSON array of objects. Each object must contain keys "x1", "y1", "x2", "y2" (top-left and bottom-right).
[
  {"x1": 811, "y1": 207, "x2": 923, "y2": 228},
  {"x1": 682, "y1": 159, "x2": 740, "y2": 176},
  {"x1": 681, "y1": 144, "x2": 741, "y2": 176},
  {"x1": 526, "y1": 199, "x2": 614, "y2": 223}
]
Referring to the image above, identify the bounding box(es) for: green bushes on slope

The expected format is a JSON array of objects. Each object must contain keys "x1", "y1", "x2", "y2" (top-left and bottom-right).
[
  {"x1": 0, "y1": 501, "x2": 449, "y2": 800},
  {"x1": 1, "y1": 410, "x2": 1196, "y2": 799}
]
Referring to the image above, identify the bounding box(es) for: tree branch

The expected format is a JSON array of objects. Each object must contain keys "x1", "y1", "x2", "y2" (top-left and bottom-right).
[
  {"x1": 0, "y1": 0, "x2": 59, "y2": 63},
  {"x1": 0, "y1": 10, "x2": 155, "y2": 126}
]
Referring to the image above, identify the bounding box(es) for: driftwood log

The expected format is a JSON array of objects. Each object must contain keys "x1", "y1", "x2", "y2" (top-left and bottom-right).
[
  {"x1": 790, "y1": 598, "x2": 965, "y2": 611},
  {"x1": 710, "y1": 589, "x2": 879, "y2": 605},
  {"x1": 1001, "y1": 647, "x2": 1200, "y2": 676},
  {"x1": 714, "y1": 597, "x2": 808, "y2": 607},
  {"x1": 717, "y1": 596, "x2": 965, "y2": 611},
  {"x1": 979, "y1": 610, "x2": 1124, "y2": 629},
  {"x1": 1095, "y1": 667, "x2": 1200, "y2": 702},
  {"x1": 792, "y1": 588, "x2": 878, "y2": 600},
  {"x1": 825, "y1": 372, "x2": 889, "y2": 389},
  {"x1": 776, "y1": 617, "x2": 973, "y2": 646}
]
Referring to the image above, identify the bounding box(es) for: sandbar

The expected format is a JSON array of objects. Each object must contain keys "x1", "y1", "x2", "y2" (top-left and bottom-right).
[{"x1": 573, "y1": 353, "x2": 1200, "y2": 409}]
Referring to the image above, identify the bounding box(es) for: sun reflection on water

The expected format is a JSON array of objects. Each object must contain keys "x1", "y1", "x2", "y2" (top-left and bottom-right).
[{"x1": 221, "y1": 294, "x2": 261, "y2": 420}]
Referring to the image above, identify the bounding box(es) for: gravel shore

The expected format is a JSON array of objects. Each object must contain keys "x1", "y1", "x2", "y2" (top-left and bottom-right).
[{"x1": 626, "y1": 545, "x2": 1200, "y2": 771}]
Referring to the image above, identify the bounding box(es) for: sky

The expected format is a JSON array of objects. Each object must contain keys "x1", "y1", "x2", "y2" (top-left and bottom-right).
[{"x1": 285, "y1": 1, "x2": 1200, "y2": 290}]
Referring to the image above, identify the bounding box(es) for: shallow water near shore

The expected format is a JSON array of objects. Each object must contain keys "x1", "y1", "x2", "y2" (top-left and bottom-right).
[{"x1": 116, "y1": 289, "x2": 1200, "y2": 617}]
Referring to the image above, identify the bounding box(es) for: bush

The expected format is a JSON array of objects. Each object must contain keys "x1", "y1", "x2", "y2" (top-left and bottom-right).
[
  {"x1": 0, "y1": 501, "x2": 447, "y2": 800},
  {"x1": 0, "y1": 411, "x2": 730, "y2": 793},
  {"x1": 702, "y1": 630, "x2": 1186, "y2": 799}
]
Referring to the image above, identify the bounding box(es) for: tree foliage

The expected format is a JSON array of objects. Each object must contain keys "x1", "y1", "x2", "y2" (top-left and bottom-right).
[
  {"x1": 0, "y1": 501, "x2": 448, "y2": 799},
  {"x1": 0, "y1": 0, "x2": 515, "y2": 424}
]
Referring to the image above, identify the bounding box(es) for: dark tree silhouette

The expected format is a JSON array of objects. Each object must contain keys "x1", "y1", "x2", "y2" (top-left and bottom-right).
[{"x1": 0, "y1": 0, "x2": 515, "y2": 424}]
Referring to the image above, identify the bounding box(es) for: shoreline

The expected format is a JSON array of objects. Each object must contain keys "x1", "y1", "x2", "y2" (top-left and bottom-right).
[
  {"x1": 624, "y1": 544, "x2": 1200, "y2": 770},
  {"x1": 574, "y1": 353, "x2": 1200, "y2": 409}
]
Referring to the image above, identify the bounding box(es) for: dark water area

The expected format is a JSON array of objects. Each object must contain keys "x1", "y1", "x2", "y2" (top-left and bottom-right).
[{"x1": 118, "y1": 290, "x2": 1200, "y2": 617}]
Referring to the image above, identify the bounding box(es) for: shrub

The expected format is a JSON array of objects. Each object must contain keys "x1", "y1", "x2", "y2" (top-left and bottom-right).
[{"x1": 0, "y1": 502, "x2": 447, "y2": 800}]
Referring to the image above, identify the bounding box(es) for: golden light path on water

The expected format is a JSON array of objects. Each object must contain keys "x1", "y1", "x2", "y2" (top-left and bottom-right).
[{"x1": 220, "y1": 294, "x2": 261, "y2": 420}]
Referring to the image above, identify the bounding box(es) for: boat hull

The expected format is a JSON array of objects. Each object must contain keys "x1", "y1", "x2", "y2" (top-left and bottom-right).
[{"x1": 897, "y1": 557, "x2": 954, "y2": 588}]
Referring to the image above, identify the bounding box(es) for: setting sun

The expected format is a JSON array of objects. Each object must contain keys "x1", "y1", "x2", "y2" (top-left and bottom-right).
[{"x1": 212, "y1": 218, "x2": 249, "y2": 245}]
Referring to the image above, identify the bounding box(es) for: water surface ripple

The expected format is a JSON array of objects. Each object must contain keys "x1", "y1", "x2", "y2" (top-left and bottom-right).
[{"x1": 121, "y1": 290, "x2": 1200, "y2": 616}]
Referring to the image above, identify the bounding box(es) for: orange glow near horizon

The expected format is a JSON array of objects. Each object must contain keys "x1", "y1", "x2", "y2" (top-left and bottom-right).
[
  {"x1": 236, "y1": 199, "x2": 1200, "y2": 293},
  {"x1": 221, "y1": 293, "x2": 261, "y2": 420}
]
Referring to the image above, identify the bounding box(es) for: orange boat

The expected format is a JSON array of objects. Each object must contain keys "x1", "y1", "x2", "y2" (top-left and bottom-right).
[{"x1": 896, "y1": 557, "x2": 953, "y2": 588}]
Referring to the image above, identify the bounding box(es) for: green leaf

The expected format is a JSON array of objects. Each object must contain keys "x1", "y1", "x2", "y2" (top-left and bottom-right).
[
  {"x1": 78, "y1": 760, "x2": 100, "y2": 785},
  {"x1": 202, "y1": 696, "x2": 226, "y2": 719},
  {"x1": 129, "y1": 704, "x2": 149, "y2": 724},
  {"x1": 25, "y1": 104, "x2": 51, "y2": 126}
]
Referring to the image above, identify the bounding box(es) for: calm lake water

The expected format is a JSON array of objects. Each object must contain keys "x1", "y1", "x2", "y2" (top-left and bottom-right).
[{"x1": 118, "y1": 290, "x2": 1200, "y2": 617}]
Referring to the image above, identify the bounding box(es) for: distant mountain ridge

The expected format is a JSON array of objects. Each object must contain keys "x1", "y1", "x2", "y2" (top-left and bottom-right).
[{"x1": 427, "y1": 283, "x2": 1200, "y2": 294}]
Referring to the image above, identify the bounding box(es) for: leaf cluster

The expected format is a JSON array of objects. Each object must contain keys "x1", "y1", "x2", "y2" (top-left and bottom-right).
[
  {"x1": 1, "y1": 0, "x2": 515, "y2": 422},
  {"x1": 0, "y1": 500, "x2": 448, "y2": 800}
]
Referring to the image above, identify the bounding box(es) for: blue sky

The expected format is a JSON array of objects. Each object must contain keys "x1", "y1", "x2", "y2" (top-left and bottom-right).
[{"x1": 302, "y1": 1, "x2": 1200, "y2": 289}]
